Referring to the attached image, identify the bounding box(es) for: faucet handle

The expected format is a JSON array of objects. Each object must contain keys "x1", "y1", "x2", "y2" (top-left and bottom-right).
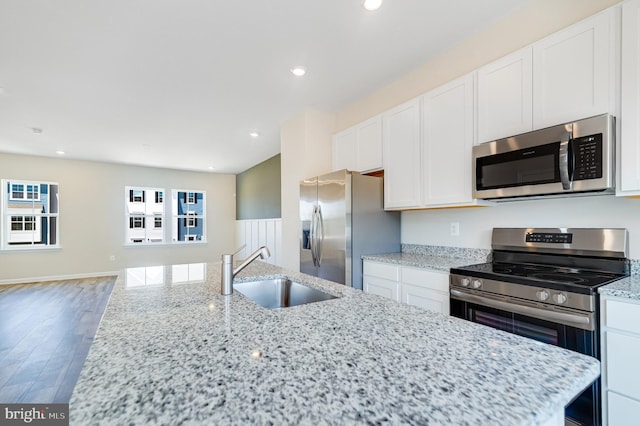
[{"x1": 232, "y1": 244, "x2": 247, "y2": 256}]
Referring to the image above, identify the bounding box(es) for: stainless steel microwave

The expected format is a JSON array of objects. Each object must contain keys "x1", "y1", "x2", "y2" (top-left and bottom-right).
[{"x1": 472, "y1": 114, "x2": 615, "y2": 200}]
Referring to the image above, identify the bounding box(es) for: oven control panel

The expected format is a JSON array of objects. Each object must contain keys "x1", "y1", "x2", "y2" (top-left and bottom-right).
[
  {"x1": 525, "y1": 232, "x2": 573, "y2": 244},
  {"x1": 450, "y1": 273, "x2": 594, "y2": 312}
]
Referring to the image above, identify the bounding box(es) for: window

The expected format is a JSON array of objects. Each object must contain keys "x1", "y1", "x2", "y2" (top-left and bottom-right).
[
  {"x1": 125, "y1": 187, "x2": 164, "y2": 244},
  {"x1": 172, "y1": 190, "x2": 205, "y2": 242},
  {"x1": 2, "y1": 180, "x2": 59, "y2": 249}
]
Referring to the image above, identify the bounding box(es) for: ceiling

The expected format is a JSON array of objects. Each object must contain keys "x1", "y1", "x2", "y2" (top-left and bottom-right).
[{"x1": 0, "y1": 0, "x2": 531, "y2": 174}]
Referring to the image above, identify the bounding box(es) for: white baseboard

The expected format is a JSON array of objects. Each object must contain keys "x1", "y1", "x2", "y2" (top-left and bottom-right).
[{"x1": 0, "y1": 271, "x2": 120, "y2": 286}]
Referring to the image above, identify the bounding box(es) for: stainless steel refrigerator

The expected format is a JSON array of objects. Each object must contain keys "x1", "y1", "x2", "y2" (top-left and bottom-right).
[{"x1": 300, "y1": 169, "x2": 400, "y2": 290}]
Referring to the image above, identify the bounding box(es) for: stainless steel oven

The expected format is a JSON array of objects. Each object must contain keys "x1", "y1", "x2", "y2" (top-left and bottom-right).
[
  {"x1": 472, "y1": 114, "x2": 615, "y2": 200},
  {"x1": 450, "y1": 228, "x2": 629, "y2": 426}
]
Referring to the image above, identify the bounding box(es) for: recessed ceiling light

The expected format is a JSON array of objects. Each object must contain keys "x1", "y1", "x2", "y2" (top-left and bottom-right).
[
  {"x1": 290, "y1": 66, "x2": 307, "y2": 77},
  {"x1": 363, "y1": 0, "x2": 383, "y2": 11},
  {"x1": 249, "y1": 131, "x2": 260, "y2": 138},
  {"x1": 208, "y1": 166, "x2": 215, "y2": 171},
  {"x1": 56, "y1": 150, "x2": 65, "y2": 155}
]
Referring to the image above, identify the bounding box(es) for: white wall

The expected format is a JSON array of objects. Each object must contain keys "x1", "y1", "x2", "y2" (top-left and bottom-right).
[
  {"x1": 402, "y1": 195, "x2": 640, "y2": 258},
  {"x1": 0, "y1": 152, "x2": 237, "y2": 283}
]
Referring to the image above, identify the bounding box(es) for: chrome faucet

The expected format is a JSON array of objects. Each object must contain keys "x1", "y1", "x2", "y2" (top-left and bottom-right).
[{"x1": 221, "y1": 246, "x2": 270, "y2": 295}]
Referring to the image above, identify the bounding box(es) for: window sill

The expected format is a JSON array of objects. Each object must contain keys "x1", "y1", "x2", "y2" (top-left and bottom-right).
[
  {"x1": 2, "y1": 245, "x2": 62, "y2": 253},
  {"x1": 123, "y1": 241, "x2": 208, "y2": 248}
]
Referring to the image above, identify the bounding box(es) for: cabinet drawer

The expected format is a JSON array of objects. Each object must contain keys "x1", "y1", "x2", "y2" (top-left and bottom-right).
[
  {"x1": 605, "y1": 331, "x2": 640, "y2": 400},
  {"x1": 401, "y1": 267, "x2": 448, "y2": 292},
  {"x1": 607, "y1": 391, "x2": 640, "y2": 426},
  {"x1": 363, "y1": 261, "x2": 399, "y2": 281},
  {"x1": 604, "y1": 298, "x2": 640, "y2": 334}
]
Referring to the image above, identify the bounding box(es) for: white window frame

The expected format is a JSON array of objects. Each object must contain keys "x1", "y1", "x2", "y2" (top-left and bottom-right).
[
  {"x1": 171, "y1": 189, "x2": 206, "y2": 244},
  {"x1": 125, "y1": 186, "x2": 165, "y2": 245},
  {"x1": 1, "y1": 179, "x2": 60, "y2": 250}
]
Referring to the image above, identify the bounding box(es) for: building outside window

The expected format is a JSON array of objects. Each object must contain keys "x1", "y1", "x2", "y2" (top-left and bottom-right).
[
  {"x1": 172, "y1": 190, "x2": 205, "y2": 243},
  {"x1": 1, "y1": 179, "x2": 59, "y2": 248},
  {"x1": 125, "y1": 187, "x2": 164, "y2": 244}
]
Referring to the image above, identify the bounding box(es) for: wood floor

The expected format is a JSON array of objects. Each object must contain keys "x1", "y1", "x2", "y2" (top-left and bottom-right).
[{"x1": 0, "y1": 276, "x2": 116, "y2": 403}]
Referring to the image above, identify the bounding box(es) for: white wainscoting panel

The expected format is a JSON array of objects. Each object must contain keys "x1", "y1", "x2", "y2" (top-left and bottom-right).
[{"x1": 236, "y1": 219, "x2": 283, "y2": 267}]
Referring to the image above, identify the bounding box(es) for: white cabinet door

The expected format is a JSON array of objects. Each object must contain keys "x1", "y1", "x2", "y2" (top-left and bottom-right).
[
  {"x1": 401, "y1": 283, "x2": 449, "y2": 315},
  {"x1": 620, "y1": 0, "x2": 640, "y2": 194},
  {"x1": 363, "y1": 275, "x2": 400, "y2": 301},
  {"x1": 383, "y1": 98, "x2": 422, "y2": 209},
  {"x1": 477, "y1": 47, "x2": 533, "y2": 143},
  {"x1": 356, "y1": 116, "x2": 383, "y2": 172},
  {"x1": 533, "y1": 7, "x2": 618, "y2": 129},
  {"x1": 605, "y1": 331, "x2": 640, "y2": 401},
  {"x1": 400, "y1": 267, "x2": 449, "y2": 315},
  {"x1": 363, "y1": 261, "x2": 400, "y2": 302},
  {"x1": 332, "y1": 128, "x2": 356, "y2": 172},
  {"x1": 607, "y1": 392, "x2": 640, "y2": 426},
  {"x1": 422, "y1": 74, "x2": 475, "y2": 206}
]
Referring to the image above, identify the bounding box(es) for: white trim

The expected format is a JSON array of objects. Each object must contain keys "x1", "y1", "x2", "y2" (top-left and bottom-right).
[{"x1": 0, "y1": 271, "x2": 119, "y2": 286}]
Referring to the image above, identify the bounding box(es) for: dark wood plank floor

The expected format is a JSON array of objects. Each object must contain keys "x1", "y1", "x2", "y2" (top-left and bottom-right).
[{"x1": 0, "y1": 276, "x2": 116, "y2": 403}]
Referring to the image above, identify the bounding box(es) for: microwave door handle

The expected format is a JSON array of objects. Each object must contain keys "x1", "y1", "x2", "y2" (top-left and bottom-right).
[{"x1": 559, "y1": 132, "x2": 572, "y2": 190}]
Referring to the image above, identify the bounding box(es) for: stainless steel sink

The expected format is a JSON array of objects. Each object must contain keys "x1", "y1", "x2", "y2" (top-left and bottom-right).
[{"x1": 234, "y1": 278, "x2": 338, "y2": 309}]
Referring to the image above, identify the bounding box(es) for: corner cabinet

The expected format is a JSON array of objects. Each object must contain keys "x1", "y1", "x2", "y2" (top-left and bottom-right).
[
  {"x1": 619, "y1": 0, "x2": 640, "y2": 195},
  {"x1": 600, "y1": 294, "x2": 640, "y2": 425},
  {"x1": 532, "y1": 6, "x2": 619, "y2": 130},
  {"x1": 363, "y1": 260, "x2": 449, "y2": 316},
  {"x1": 382, "y1": 99, "x2": 422, "y2": 209},
  {"x1": 332, "y1": 116, "x2": 383, "y2": 174}
]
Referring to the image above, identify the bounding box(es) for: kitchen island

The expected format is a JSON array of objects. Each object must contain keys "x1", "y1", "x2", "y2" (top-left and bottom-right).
[{"x1": 70, "y1": 261, "x2": 599, "y2": 425}]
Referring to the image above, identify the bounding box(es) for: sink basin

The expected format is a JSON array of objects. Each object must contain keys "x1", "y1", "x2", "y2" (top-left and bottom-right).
[{"x1": 234, "y1": 278, "x2": 338, "y2": 309}]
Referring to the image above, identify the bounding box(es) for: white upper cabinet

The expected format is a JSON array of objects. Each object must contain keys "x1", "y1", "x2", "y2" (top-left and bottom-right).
[
  {"x1": 355, "y1": 116, "x2": 383, "y2": 172},
  {"x1": 332, "y1": 116, "x2": 382, "y2": 173},
  {"x1": 383, "y1": 98, "x2": 422, "y2": 209},
  {"x1": 477, "y1": 47, "x2": 533, "y2": 143},
  {"x1": 332, "y1": 128, "x2": 356, "y2": 172},
  {"x1": 422, "y1": 73, "x2": 475, "y2": 206},
  {"x1": 533, "y1": 7, "x2": 619, "y2": 130},
  {"x1": 619, "y1": 0, "x2": 640, "y2": 195}
]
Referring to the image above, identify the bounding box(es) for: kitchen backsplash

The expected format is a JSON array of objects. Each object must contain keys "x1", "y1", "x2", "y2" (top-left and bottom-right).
[
  {"x1": 402, "y1": 244, "x2": 640, "y2": 276},
  {"x1": 401, "y1": 244, "x2": 491, "y2": 264}
]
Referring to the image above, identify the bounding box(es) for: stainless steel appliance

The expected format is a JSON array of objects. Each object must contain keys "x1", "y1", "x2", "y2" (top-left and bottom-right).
[
  {"x1": 473, "y1": 114, "x2": 615, "y2": 200},
  {"x1": 300, "y1": 169, "x2": 400, "y2": 289},
  {"x1": 450, "y1": 228, "x2": 630, "y2": 426}
]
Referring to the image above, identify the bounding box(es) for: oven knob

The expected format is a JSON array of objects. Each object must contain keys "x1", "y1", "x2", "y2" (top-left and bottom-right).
[
  {"x1": 552, "y1": 292, "x2": 567, "y2": 304},
  {"x1": 472, "y1": 279, "x2": 482, "y2": 289},
  {"x1": 461, "y1": 277, "x2": 471, "y2": 287},
  {"x1": 535, "y1": 290, "x2": 550, "y2": 301}
]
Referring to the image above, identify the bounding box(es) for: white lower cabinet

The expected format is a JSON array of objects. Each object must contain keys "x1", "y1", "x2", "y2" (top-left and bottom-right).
[
  {"x1": 363, "y1": 260, "x2": 449, "y2": 315},
  {"x1": 600, "y1": 295, "x2": 640, "y2": 424}
]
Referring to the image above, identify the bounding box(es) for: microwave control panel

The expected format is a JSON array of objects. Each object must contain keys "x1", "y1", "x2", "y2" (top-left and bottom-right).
[{"x1": 572, "y1": 134, "x2": 602, "y2": 181}]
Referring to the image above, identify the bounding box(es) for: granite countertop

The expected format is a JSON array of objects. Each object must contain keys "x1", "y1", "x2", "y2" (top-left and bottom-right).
[
  {"x1": 599, "y1": 275, "x2": 640, "y2": 300},
  {"x1": 70, "y1": 261, "x2": 599, "y2": 425}
]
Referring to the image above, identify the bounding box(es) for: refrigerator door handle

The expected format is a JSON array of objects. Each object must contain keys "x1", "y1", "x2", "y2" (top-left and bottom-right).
[
  {"x1": 310, "y1": 206, "x2": 318, "y2": 266},
  {"x1": 316, "y1": 205, "x2": 324, "y2": 266}
]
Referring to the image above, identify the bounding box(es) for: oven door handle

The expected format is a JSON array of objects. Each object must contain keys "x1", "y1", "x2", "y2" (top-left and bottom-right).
[{"x1": 450, "y1": 289, "x2": 594, "y2": 331}]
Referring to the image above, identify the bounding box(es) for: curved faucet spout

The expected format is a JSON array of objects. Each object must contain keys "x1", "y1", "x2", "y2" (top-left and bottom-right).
[{"x1": 221, "y1": 246, "x2": 270, "y2": 295}]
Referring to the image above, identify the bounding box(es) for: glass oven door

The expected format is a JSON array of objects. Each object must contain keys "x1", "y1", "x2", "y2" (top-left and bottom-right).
[{"x1": 450, "y1": 295, "x2": 600, "y2": 426}]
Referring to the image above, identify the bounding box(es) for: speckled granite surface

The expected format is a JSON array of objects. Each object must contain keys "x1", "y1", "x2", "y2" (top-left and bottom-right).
[
  {"x1": 70, "y1": 261, "x2": 599, "y2": 425},
  {"x1": 363, "y1": 245, "x2": 489, "y2": 272},
  {"x1": 599, "y1": 275, "x2": 640, "y2": 300}
]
